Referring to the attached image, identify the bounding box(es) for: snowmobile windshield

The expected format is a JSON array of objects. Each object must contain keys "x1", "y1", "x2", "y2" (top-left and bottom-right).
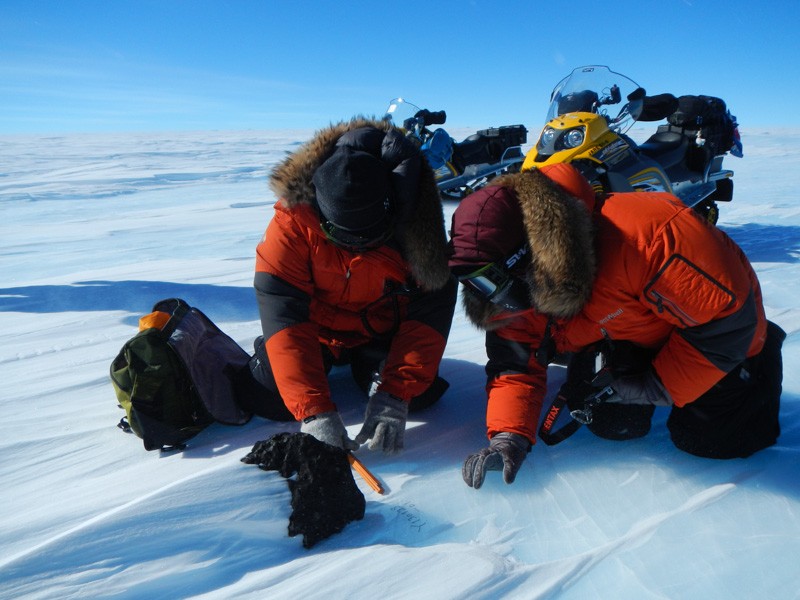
[
  {"x1": 546, "y1": 65, "x2": 641, "y2": 134},
  {"x1": 384, "y1": 98, "x2": 425, "y2": 132}
]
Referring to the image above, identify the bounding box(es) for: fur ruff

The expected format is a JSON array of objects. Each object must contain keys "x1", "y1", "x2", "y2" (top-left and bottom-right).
[
  {"x1": 268, "y1": 117, "x2": 450, "y2": 291},
  {"x1": 464, "y1": 169, "x2": 596, "y2": 328}
]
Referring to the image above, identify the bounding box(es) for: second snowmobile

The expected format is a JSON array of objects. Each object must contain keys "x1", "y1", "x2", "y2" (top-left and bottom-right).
[{"x1": 384, "y1": 98, "x2": 528, "y2": 200}]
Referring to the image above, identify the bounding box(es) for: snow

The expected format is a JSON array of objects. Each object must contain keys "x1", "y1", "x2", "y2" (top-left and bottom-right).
[{"x1": 1, "y1": 127, "x2": 799, "y2": 599}]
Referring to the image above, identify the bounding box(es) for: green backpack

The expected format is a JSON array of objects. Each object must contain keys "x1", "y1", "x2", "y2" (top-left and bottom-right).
[{"x1": 110, "y1": 298, "x2": 252, "y2": 451}]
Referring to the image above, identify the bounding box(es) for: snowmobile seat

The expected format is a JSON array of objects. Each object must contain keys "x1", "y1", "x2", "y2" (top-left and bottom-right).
[
  {"x1": 639, "y1": 129, "x2": 688, "y2": 170},
  {"x1": 452, "y1": 134, "x2": 494, "y2": 172}
]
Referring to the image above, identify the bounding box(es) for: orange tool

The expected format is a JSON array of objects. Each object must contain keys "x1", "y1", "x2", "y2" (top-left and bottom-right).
[{"x1": 348, "y1": 454, "x2": 384, "y2": 494}]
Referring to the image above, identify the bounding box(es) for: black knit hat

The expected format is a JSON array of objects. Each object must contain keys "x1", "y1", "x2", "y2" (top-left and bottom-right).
[{"x1": 312, "y1": 146, "x2": 391, "y2": 241}]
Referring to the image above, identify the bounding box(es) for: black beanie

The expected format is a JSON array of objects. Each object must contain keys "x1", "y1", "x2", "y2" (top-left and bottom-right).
[{"x1": 312, "y1": 146, "x2": 390, "y2": 238}]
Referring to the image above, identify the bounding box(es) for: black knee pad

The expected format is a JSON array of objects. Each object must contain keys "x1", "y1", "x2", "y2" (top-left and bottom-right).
[
  {"x1": 667, "y1": 324, "x2": 784, "y2": 460},
  {"x1": 236, "y1": 337, "x2": 294, "y2": 422},
  {"x1": 349, "y1": 342, "x2": 390, "y2": 396},
  {"x1": 586, "y1": 403, "x2": 655, "y2": 440},
  {"x1": 408, "y1": 376, "x2": 450, "y2": 412}
]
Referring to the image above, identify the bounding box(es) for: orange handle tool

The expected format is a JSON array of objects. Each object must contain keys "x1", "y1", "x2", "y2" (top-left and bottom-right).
[{"x1": 348, "y1": 454, "x2": 384, "y2": 494}]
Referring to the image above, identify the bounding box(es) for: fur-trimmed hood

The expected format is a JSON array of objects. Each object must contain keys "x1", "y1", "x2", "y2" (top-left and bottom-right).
[
  {"x1": 450, "y1": 164, "x2": 597, "y2": 328},
  {"x1": 269, "y1": 117, "x2": 451, "y2": 291}
]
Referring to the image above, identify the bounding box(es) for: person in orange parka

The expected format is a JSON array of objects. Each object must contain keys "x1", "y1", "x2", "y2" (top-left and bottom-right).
[
  {"x1": 240, "y1": 117, "x2": 457, "y2": 455},
  {"x1": 448, "y1": 162, "x2": 785, "y2": 488}
]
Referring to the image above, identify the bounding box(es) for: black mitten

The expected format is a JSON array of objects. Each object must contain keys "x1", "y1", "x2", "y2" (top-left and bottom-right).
[{"x1": 242, "y1": 432, "x2": 366, "y2": 548}]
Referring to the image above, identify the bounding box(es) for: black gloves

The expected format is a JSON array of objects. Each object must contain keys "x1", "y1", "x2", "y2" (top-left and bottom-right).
[
  {"x1": 242, "y1": 432, "x2": 365, "y2": 548},
  {"x1": 463, "y1": 432, "x2": 531, "y2": 489}
]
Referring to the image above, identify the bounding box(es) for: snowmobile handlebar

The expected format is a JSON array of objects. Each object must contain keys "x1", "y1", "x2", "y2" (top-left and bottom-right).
[{"x1": 413, "y1": 109, "x2": 447, "y2": 126}]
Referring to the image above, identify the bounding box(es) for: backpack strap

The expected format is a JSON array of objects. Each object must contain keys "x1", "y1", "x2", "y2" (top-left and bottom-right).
[
  {"x1": 118, "y1": 415, "x2": 185, "y2": 452},
  {"x1": 152, "y1": 298, "x2": 191, "y2": 337}
]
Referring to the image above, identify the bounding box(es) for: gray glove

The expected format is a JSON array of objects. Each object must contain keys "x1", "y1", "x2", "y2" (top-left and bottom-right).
[
  {"x1": 463, "y1": 432, "x2": 531, "y2": 489},
  {"x1": 355, "y1": 391, "x2": 408, "y2": 454},
  {"x1": 609, "y1": 370, "x2": 672, "y2": 406},
  {"x1": 300, "y1": 411, "x2": 359, "y2": 451}
]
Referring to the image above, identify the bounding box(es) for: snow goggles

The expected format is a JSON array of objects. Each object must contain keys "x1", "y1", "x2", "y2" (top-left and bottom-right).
[
  {"x1": 321, "y1": 220, "x2": 392, "y2": 253},
  {"x1": 457, "y1": 261, "x2": 530, "y2": 312}
]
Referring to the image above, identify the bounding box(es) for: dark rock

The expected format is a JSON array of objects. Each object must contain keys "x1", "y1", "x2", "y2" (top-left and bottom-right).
[{"x1": 242, "y1": 432, "x2": 366, "y2": 548}]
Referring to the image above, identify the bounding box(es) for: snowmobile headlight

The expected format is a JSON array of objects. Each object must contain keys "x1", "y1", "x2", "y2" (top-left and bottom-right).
[
  {"x1": 539, "y1": 127, "x2": 557, "y2": 148},
  {"x1": 563, "y1": 127, "x2": 585, "y2": 149}
]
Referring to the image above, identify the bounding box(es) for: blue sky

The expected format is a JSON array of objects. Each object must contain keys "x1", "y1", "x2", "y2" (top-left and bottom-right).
[{"x1": 2, "y1": 0, "x2": 798, "y2": 134}]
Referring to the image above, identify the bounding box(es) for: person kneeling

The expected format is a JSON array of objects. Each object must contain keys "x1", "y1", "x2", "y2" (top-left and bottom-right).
[{"x1": 447, "y1": 163, "x2": 784, "y2": 487}]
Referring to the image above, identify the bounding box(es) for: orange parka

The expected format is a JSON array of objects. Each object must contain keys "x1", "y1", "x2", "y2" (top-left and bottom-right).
[
  {"x1": 451, "y1": 164, "x2": 767, "y2": 443},
  {"x1": 256, "y1": 119, "x2": 455, "y2": 421}
]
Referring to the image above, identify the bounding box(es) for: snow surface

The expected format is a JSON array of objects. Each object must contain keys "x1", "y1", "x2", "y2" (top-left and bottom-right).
[{"x1": 1, "y1": 127, "x2": 799, "y2": 600}]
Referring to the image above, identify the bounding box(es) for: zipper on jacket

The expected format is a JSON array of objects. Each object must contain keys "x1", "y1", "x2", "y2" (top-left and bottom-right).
[{"x1": 649, "y1": 291, "x2": 699, "y2": 326}]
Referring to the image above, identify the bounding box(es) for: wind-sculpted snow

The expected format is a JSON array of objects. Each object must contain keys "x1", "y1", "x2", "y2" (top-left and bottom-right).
[
  {"x1": 0, "y1": 128, "x2": 798, "y2": 599},
  {"x1": 0, "y1": 130, "x2": 309, "y2": 203}
]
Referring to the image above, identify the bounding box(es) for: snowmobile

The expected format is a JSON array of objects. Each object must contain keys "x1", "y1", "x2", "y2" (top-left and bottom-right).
[
  {"x1": 384, "y1": 98, "x2": 528, "y2": 200},
  {"x1": 522, "y1": 65, "x2": 743, "y2": 224}
]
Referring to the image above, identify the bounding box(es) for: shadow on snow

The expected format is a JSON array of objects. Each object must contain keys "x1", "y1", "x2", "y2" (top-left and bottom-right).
[
  {"x1": 721, "y1": 222, "x2": 800, "y2": 263},
  {"x1": 0, "y1": 280, "x2": 258, "y2": 322}
]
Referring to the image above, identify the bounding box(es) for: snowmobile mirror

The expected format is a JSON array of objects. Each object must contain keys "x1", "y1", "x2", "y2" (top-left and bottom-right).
[
  {"x1": 610, "y1": 84, "x2": 621, "y2": 104},
  {"x1": 599, "y1": 84, "x2": 622, "y2": 106}
]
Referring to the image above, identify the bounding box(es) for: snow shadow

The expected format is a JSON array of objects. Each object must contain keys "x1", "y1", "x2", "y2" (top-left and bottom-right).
[
  {"x1": 0, "y1": 280, "x2": 258, "y2": 322},
  {"x1": 0, "y1": 461, "x2": 310, "y2": 599},
  {"x1": 164, "y1": 356, "x2": 489, "y2": 464},
  {"x1": 721, "y1": 223, "x2": 800, "y2": 263},
  {"x1": 188, "y1": 352, "x2": 800, "y2": 506},
  {"x1": 14, "y1": 360, "x2": 793, "y2": 595},
  {"x1": 531, "y1": 392, "x2": 800, "y2": 503}
]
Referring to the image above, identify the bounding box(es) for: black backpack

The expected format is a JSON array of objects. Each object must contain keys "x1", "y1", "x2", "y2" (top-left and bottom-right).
[{"x1": 110, "y1": 298, "x2": 252, "y2": 451}]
